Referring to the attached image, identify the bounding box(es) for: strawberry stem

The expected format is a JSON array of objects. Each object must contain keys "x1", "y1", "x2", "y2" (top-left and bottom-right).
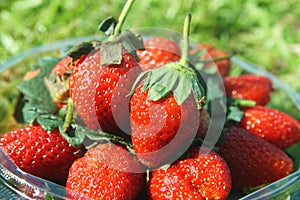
[
  {"x1": 179, "y1": 13, "x2": 191, "y2": 67},
  {"x1": 177, "y1": 13, "x2": 206, "y2": 109},
  {"x1": 109, "y1": 0, "x2": 135, "y2": 40},
  {"x1": 62, "y1": 98, "x2": 73, "y2": 133}
]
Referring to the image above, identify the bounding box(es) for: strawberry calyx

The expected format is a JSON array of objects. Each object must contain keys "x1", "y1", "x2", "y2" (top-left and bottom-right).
[
  {"x1": 44, "y1": 72, "x2": 70, "y2": 106},
  {"x1": 15, "y1": 57, "x2": 65, "y2": 132},
  {"x1": 66, "y1": 41, "x2": 98, "y2": 60},
  {"x1": 99, "y1": 30, "x2": 143, "y2": 65},
  {"x1": 99, "y1": 0, "x2": 142, "y2": 65},
  {"x1": 66, "y1": 0, "x2": 143, "y2": 65},
  {"x1": 128, "y1": 13, "x2": 206, "y2": 109},
  {"x1": 57, "y1": 97, "x2": 134, "y2": 151},
  {"x1": 60, "y1": 123, "x2": 134, "y2": 153},
  {"x1": 225, "y1": 97, "x2": 256, "y2": 127}
]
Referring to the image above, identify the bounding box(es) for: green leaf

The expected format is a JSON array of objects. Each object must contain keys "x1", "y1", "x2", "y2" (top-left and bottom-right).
[
  {"x1": 100, "y1": 30, "x2": 144, "y2": 66},
  {"x1": 226, "y1": 106, "x2": 244, "y2": 123},
  {"x1": 284, "y1": 140, "x2": 300, "y2": 172},
  {"x1": 65, "y1": 124, "x2": 134, "y2": 151},
  {"x1": 59, "y1": 125, "x2": 85, "y2": 147},
  {"x1": 141, "y1": 71, "x2": 152, "y2": 92},
  {"x1": 148, "y1": 84, "x2": 170, "y2": 101},
  {"x1": 224, "y1": 97, "x2": 256, "y2": 127},
  {"x1": 127, "y1": 70, "x2": 151, "y2": 96},
  {"x1": 37, "y1": 114, "x2": 63, "y2": 132},
  {"x1": 66, "y1": 41, "x2": 96, "y2": 59},
  {"x1": 17, "y1": 57, "x2": 60, "y2": 101},
  {"x1": 16, "y1": 56, "x2": 63, "y2": 131},
  {"x1": 120, "y1": 30, "x2": 144, "y2": 61},
  {"x1": 37, "y1": 56, "x2": 61, "y2": 70},
  {"x1": 129, "y1": 63, "x2": 206, "y2": 106},
  {"x1": 100, "y1": 41, "x2": 123, "y2": 65},
  {"x1": 147, "y1": 68, "x2": 178, "y2": 101},
  {"x1": 173, "y1": 75, "x2": 192, "y2": 105},
  {"x1": 97, "y1": 16, "x2": 117, "y2": 35}
]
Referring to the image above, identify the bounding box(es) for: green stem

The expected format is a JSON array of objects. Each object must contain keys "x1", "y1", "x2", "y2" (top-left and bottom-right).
[
  {"x1": 62, "y1": 98, "x2": 73, "y2": 133},
  {"x1": 108, "y1": 0, "x2": 135, "y2": 40},
  {"x1": 179, "y1": 13, "x2": 191, "y2": 67}
]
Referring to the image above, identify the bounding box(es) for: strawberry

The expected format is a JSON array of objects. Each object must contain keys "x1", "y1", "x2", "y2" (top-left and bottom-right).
[
  {"x1": 238, "y1": 105, "x2": 300, "y2": 149},
  {"x1": 224, "y1": 74, "x2": 274, "y2": 106},
  {"x1": 50, "y1": 56, "x2": 73, "y2": 77},
  {"x1": 66, "y1": 143, "x2": 145, "y2": 200},
  {"x1": 129, "y1": 14, "x2": 206, "y2": 168},
  {"x1": 69, "y1": 48, "x2": 141, "y2": 137},
  {"x1": 136, "y1": 37, "x2": 181, "y2": 71},
  {"x1": 218, "y1": 127, "x2": 293, "y2": 189},
  {"x1": 190, "y1": 43, "x2": 215, "y2": 56},
  {"x1": 130, "y1": 86, "x2": 200, "y2": 168},
  {"x1": 202, "y1": 48, "x2": 231, "y2": 77},
  {"x1": 0, "y1": 124, "x2": 84, "y2": 184},
  {"x1": 147, "y1": 147, "x2": 232, "y2": 200},
  {"x1": 68, "y1": 1, "x2": 142, "y2": 137},
  {"x1": 196, "y1": 108, "x2": 210, "y2": 138}
]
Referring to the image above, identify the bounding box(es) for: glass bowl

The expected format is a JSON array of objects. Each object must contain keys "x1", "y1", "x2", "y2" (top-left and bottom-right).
[{"x1": 1, "y1": 34, "x2": 300, "y2": 200}]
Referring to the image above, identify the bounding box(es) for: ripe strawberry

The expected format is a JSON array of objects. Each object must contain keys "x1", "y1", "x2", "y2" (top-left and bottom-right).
[
  {"x1": 218, "y1": 127, "x2": 293, "y2": 189},
  {"x1": 190, "y1": 43, "x2": 214, "y2": 56},
  {"x1": 196, "y1": 108, "x2": 210, "y2": 138},
  {"x1": 224, "y1": 74, "x2": 274, "y2": 106},
  {"x1": 0, "y1": 124, "x2": 84, "y2": 184},
  {"x1": 129, "y1": 14, "x2": 206, "y2": 168},
  {"x1": 202, "y1": 48, "x2": 231, "y2": 77},
  {"x1": 130, "y1": 85, "x2": 200, "y2": 168},
  {"x1": 69, "y1": 48, "x2": 141, "y2": 137},
  {"x1": 50, "y1": 56, "x2": 73, "y2": 77},
  {"x1": 66, "y1": 143, "x2": 145, "y2": 200},
  {"x1": 68, "y1": 0, "x2": 142, "y2": 137},
  {"x1": 136, "y1": 37, "x2": 181, "y2": 71},
  {"x1": 148, "y1": 147, "x2": 232, "y2": 200},
  {"x1": 239, "y1": 106, "x2": 300, "y2": 149}
]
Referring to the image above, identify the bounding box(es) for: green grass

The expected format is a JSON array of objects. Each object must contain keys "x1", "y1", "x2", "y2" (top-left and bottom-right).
[{"x1": 1, "y1": 0, "x2": 300, "y2": 131}]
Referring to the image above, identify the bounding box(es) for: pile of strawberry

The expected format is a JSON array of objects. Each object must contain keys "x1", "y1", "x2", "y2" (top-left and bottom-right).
[{"x1": 1, "y1": 1, "x2": 300, "y2": 200}]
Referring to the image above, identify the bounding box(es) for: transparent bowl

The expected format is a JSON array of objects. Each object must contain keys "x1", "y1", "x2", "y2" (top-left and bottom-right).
[{"x1": 1, "y1": 35, "x2": 300, "y2": 200}]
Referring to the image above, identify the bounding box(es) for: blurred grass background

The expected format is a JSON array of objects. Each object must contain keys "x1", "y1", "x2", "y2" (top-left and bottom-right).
[{"x1": 0, "y1": 0, "x2": 300, "y2": 131}]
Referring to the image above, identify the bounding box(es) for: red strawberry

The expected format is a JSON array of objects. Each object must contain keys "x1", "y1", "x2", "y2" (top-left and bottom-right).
[
  {"x1": 239, "y1": 105, "x2": 300, "y2": 148},
  {"x1": 224, "y1": 74, "x2": 274, "y2": 106},
  {"x1": 130, "y1": 85, "x2": 200, "y2": 168},
  {"x1": 50, "y1": 56, "x2": 73, "y2": 77},
  {"x1": 68, "y1": 0, "x2": 142, "y2": 137},
  {"x1": 136, "y1": 37, "x2": 181, "y2": 71},
  {"x1": 66, "y1": 143, "x2": 145, "y2": 200},
  {"x1": 218, "y1": 127, "x2": 293, "y2": 189},
  {"x1": 196, "y1": 108, "x2": 210, "y2": 138},
  {"x1": 148, "y1": 147, "x2": 232, "y2": 200},
  {"x1": 0, "y1": 124, "x2": 84, "y2": 184},
  {"x1": 190, "y1": 43, "x2": 215, "y2": 56},
  {"x1": 202, "y1": 48, "x2": 231, "y2": 77},
  {"x1": 69, "y1": 48, "x2": 141, "y2": 137},
  {"x1": 129, "y1": 14, "x2": 206, "y2": 168}
]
